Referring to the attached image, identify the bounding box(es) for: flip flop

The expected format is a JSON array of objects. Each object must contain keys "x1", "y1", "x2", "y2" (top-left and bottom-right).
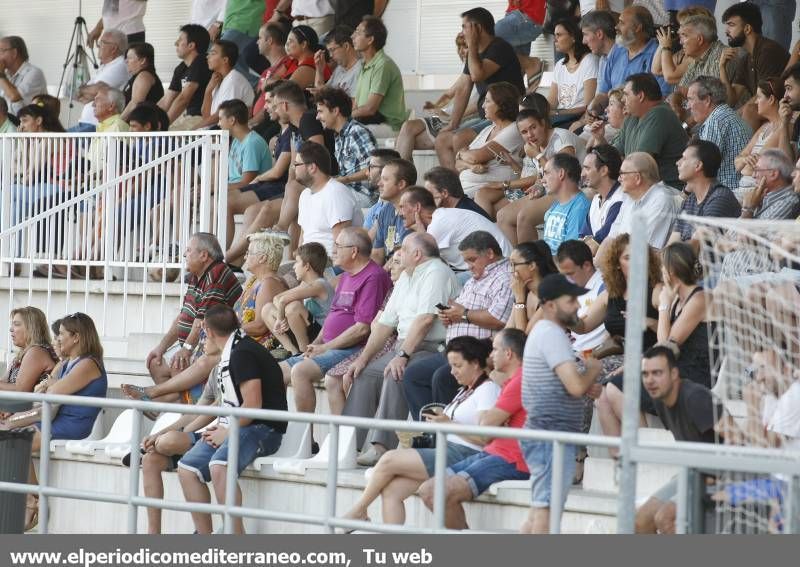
[{"x1": 121, "y1": 384, "x2": 159, "y2": 421}]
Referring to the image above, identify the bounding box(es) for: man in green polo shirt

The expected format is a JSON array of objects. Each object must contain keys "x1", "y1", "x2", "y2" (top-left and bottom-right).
[{"x1": 351, "y1": 15, "x2": 409, "y2": 137}]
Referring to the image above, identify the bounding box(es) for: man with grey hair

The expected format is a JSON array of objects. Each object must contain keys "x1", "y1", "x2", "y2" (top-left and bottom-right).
[
  {"x1": 581, "y1": 10, "x2": 617, "y2": 86},
  {"x1": 282, "y1": 227, "x2": 392, "y2": 438},
  {"x1": 607, "y1": 152, "x2": 682, "y2": 249},
  {"x1": 686, "y1": 76, "x2": 752, "y2": 191},
  {"x1": 87, "y1": 87, "x2": 129, "y2": 175},
  {"x1": 72, "y1": 29, "x2": 130, "y2": 132},
  {"x1": 0, "y1": 36, "x2": 47, "y2": 114},
  {"x1": 144, "y1": 233, "x2": 242, "y2": 388},
  {"x1": 739, "y1": 149, "x2": 800, "y2": 222},
  {"x1": 675, "y1": 15, "x2": 726, "y2": 90},
  {"x1": 343, "y1": 231, "x2": 460, "y2": 465}
]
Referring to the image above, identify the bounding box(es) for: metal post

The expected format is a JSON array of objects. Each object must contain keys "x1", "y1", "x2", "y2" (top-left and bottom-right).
[
  {"x1": 38, "y1": 401, "x2": 52, "y2": 534},
  {"x1": 325, "y1": 424, "x2": 339, "y2": 534},
  {"x1": 676, "y1": 467, "x2": 689, "y2": 534},
  {"x1": 549, "y1": 441, "x2": 564, "y2": 534},
  {"x1": 224, "y1": 417, "x2": 240, "y2": 534},
  {"x1": 616, "y1": 211, "x2": 648, "y2": 533},
  {"x1": 433, "y1": 431, "x2": 448, "y2": 530},
  {"x1": 785, "y1": 475, "x2": 800, "y2": 534},
  {"x1": 126, "y1": 409, "x2": 142, "y2": 533}
]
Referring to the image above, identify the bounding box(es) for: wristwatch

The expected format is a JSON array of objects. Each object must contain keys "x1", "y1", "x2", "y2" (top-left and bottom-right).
[
  {"x1": 396, "y1": 349, "x2": 411, "y2": 359},
  {"x1": 182, "y1": 342, "x2": 195, "y2": 351},
  {"x1": 461, "y1": 308, "x2": 470, "y2": 322}
]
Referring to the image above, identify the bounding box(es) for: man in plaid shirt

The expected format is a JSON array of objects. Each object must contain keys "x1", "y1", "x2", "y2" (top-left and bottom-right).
[
  {"x1": 402, "y1": 230, "x2": 514, "y2": 424},
  {"x1": 315, "y1": 86, "x2": 377, "y2": 209}
]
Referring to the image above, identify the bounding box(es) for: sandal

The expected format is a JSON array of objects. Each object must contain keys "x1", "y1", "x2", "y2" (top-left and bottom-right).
[
  {"x1": 120, "y1": 384, "x2": 159, "y2": 421},
  {"x1": 573, "y1": 452, "x2": 588, "y2": 486},
  {"x1": 25, "y1": 495, "x2": 39, "y2": 532}
]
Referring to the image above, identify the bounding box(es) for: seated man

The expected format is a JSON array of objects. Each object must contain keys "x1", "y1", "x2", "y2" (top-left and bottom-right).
[
  {"x1": 350, "y1": 16, "x2": 409, "y2": 137},
  {"x1": 686, "y1": 76, "x2": 752, "y2": 191},
  {"x1": 578, "y1": 144, "x2": 624, "y2": 255},
  {"x1": 670, "y1": 139, "x2": 741, "y2": 247},
  {"x1": 314, "y1": 25, "x2": 363, "y2": 97},
  {"x1": 177, "y1": 305, "x2": 287, "y2": 535},
  {"x1": 398, "y1": 186, "x2": 512, "y2": 277},
  {"x1": 673, "y1": 15, "x2": 726, "y2": 91},
  {"x1": 606, "y1": 152, "x2": 682, "y2": 250},
  {"x1": 417, "y1": 328, "x2": 530, "y2": 529},
  {"x1": 779, "y1": 64, "x2": 800, "y2": 161},
  {"x1": 371, "y1": 158, "x2": 416, "y2": 265},
  {"x1": 282, "y1": 228, "x2": 392, "y2": 430},
  {"x1": 423, "y1": 166, "x2": 491, "y2": 220},
  {"x1": 143, "y1": 233, "x2": 242, "y2": 401},
  {"x1": 635, "y1": 345, "x2": 722, "y2": 534},
  {"x1": 363, "y1": 148, "x2": 402, "y2": 235},
  {"x1": 218, "y1": 98, "x2": 272, "y2": 248},
  {"x1": 593, "y1": 73, "x2": 687, "y2": 189},
  {"x1": 541, "y1": 154, "x2": 591, "y2": 255},
  {"x1": 295, "y1": 141, "x2": 362, "y2": 257},
  {"x1": 199, "y1": 40, "x2": 255, "y2": 129},
  {"x1": 159, "y1": 24, "x2": 213, "y2": 129},
  {"x1": 315, "y1": 86, "x2": 377, "y2": 209},
  {"x1": 0, "y1": 36, "x2": 47, "y2": 115},
  {"x1": 342, "y1": 232, "x2": 460, "y2": 454}
]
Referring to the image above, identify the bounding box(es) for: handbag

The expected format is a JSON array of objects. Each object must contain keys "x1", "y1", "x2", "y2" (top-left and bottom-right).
[
  {"x1": 410, "y1": 403, "x2": 447, "y2": 449},
  {"x1": 592, "y1": 336, "x2": 624, "y2": 359}
]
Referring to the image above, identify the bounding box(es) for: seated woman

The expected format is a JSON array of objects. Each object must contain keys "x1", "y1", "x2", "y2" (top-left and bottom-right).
[
  {"x1": 284, "y1": 26, "x2": 330, "y2": 90},
  {"x1": 121, "y1": 234, "x2": 288, "y2": 405},
  {"x1": 340, "y1": 336, "x2": 500, "y2": 528},
  {"x1": 0, "y1": 312, "x2": 107, "y2": 531},
  {"x1": 506, "y1": 240, "x2": 559, "y2": 334},
  {"x1": 456, "y1": 82, "x2": 524, "y2": 199},
  {"x1": 0, "y1": 307, "x2": 58, "y2": 394},
  {"x1": 120, "y1": 43, "x2": 164, "y2": 121},
  {"x1": 494, "y1": 108, "x2": 584, "y2": 244},
  {"x1": 548, "y1": 18, "x2": 598, "y2": 128},
  {"x1": 734, "y1": 77, "x2": 784, "y2": 197},
  {"x1": 657, "y1": 242, "x2": 712, "y2": 388},
  {"x1": 263, "y1": 242, "x2": 334, "y2": 358},
  {"x1": 570, "y1": 234, "x2": 663, "y2": 456}
]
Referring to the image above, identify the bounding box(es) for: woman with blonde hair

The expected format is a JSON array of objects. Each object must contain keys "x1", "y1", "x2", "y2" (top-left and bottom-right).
[
  {"x1": 234, "y1": 232, "x2": 289, "y2": 347},
  {"x1": 0, "y1": 307, "x2": 58, "y2": 393},
  {"x1": 0, "y1": 312, "x2": 107, "y2": 530}
]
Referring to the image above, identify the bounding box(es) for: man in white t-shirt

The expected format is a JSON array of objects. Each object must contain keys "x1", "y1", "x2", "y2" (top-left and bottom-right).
[
  {"x1": 398, "y1": 186, "x2": 512, "y2": 279},
  {"x1": 72, "y1": 29, "x2": 130, "y2": 132},
  {"x1": 295, "y1": 141, "x2": 363, "y2": 256},
  {"x1": 88, "y1": 0, "x2": 148, "y2": 46},
  {"x1": 200, "y1": 40, "x2": 255, "y2": 129},
  {"x1": 606, "y1": 152, "x2": 681, "y2": 250},
  {"x1": 191, "y1": 0, "x2": 226, "y2": 30}
]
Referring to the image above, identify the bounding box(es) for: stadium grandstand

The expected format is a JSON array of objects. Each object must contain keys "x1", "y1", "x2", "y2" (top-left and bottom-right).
[{"x1": 0, "y1": 0, "x2": 799, "y2": 537}]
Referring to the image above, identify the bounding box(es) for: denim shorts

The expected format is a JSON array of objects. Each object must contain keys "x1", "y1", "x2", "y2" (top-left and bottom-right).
[
  {"x1": 178, "y1": 423, "x2": 283, "y2": 482},
  {"x1": 285, "y1": 345, "x2": 361, "y2": 375},
  {"x1": 521, "y1": 440, "x2": 576, "y2": 508},
  {"x1": 494, "y1": 9, "x2": 543, "y2": 55},
  {"x1": 416, "y1": 440, "x2": 480, "y2": 478},
  {"x1": 457, "y1": 117, "x2": 491, "y2": 135},
  {"x1": 447, "y1": 451, "x2": 530, "y2": 498}
]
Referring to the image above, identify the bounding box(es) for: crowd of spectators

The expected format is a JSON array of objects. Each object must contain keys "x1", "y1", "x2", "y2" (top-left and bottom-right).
[{"x1": 2, "y1": 0, "x2": 800, "y2": 536}]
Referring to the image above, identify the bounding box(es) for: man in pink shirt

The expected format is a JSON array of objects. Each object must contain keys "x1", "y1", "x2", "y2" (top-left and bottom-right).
[{"x1": 417, "y1": 328, "x2": 530, "y2": 529}]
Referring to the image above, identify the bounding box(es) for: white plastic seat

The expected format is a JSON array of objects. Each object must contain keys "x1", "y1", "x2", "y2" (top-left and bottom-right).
[
  {"x1": 272, "y1": 425, "x2": 357, "y2": 476},
  {"x1": 148, "y1": 412, "x2": 182, "y2": 435},
  {"x1": 102, "y1": 411, "x2": 183, "y2": 459},
  {"x1": 487, "y1": 479, "x2": 532, "y2": 497},
  {"x1": 49, "y1": 409, "x2": 105, "y2": 452},
  {"x1": 251, "y1": 422, "x2": 313, "y2": 470},
  {"x1": 65, "y1": 409, "x2": 140, "y2": 456}
]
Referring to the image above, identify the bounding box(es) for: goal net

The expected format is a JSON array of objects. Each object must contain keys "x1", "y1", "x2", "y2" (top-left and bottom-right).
[{"x1": 689, "y1": 215, "x2": 800, "y2": 534}]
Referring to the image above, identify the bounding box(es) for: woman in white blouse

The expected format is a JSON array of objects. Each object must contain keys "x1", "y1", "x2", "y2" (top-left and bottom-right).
[
  {"x1": 456, "y1": 82, "x2": 525, "y2": 198},
  {"x1": 547, "y1": 18, "x2": 599, "y2": 128}
]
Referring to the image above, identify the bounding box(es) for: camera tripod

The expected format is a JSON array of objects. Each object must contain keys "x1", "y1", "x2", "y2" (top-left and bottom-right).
[{"x1": 57, "y1": 5, "x2": 99, "y2": 118}]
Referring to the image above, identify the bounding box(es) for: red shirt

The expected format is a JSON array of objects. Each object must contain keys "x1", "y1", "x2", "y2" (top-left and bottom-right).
[
  {"x1": 483, "y1": 368, "x2": 529, "y2": 473},
  {"x1": 252, "y1": 56, "x2": 299, "y2": 116},
  {"x1": 508, "y1": 0, "x2": 545, "y2": 25}
]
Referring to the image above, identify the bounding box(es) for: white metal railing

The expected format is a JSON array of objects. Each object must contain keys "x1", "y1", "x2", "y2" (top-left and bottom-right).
[{"x1": 0, "y1": 131, "x2": 229, "y2": 340}]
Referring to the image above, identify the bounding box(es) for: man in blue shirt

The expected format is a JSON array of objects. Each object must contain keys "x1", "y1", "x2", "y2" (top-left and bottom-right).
[
  {"x1": 541, "y1": 153, "x2": 591, "y2": 255},
  {"x1": 371, "y1": 158, "x2": 416, "y2": 265},
  {"x1": 598, "y1": 6, "x2": 670, "y2": 96},
  {"x1": 219, "y1": 98, "x2": 272, "y2": 248}
]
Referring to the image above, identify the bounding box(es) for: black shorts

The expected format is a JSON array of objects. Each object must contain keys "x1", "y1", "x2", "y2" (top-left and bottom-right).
[
  {"x1": 286, "y1": 319, "x2": 322, "y2": 351},
  {"x1": 241, "y1": 180, "x2": 286, "y2": 201}
]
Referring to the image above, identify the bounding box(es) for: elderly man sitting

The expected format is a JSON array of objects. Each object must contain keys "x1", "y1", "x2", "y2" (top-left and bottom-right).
[{"x1": 343, "y1": 232, "x2": 460, "y2": 464}]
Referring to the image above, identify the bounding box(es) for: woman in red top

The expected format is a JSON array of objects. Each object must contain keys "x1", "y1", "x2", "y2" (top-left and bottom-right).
[{"x1": 285, "y1": 25, "x2": 331, "y2": 90}]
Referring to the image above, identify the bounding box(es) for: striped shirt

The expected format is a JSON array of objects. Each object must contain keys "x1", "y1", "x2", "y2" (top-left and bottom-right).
[
  {"x1": 697, "y1": 104, "x2": 752, "y2": 191},
  {"x1": 177, "y1": 261, "x2": 243, "y2": 342},
  {"x1": 674, "y1": 183, "x2": 742, "y2": 241},
  {"x1": 522, "y1": 319, "x2": 584, "y2": 432},
  {"x1": 446, "y1": 259, "x2": 513, "y2": 342}
]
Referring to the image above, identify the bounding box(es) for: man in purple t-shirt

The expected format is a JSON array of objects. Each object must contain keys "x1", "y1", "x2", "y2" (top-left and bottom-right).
[{"x1": 281, "y1": 227, "x2": 392, "y2": 419}]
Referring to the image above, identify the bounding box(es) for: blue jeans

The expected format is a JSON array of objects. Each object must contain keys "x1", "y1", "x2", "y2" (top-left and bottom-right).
[
  {"x1": 750, "y1": 0, "x2": 797, "y2": 51},
  {"x1": 221, "y1": 29, "x2": 260, "y2": 87},
  {"x1": 286, "y1": 345, "x2": 361, "y2": 374},
  {"x1": 494, "y1": 9, "x2": 543, "y2": 56},
  {"x1": 522, "y1": 440, "x2": 577, "y2": 509},
  {"x1": 178, "y1": 423, "x2": 283, "y2": 482},
  {"x1": 448, "y1": 451, "x2": 530, "y2": 497},
  {"x1": 67, "y1": 122, "x2": 97, "y2": 133},
  {"x1": 401, "y1": 353, "x2": 459, "y2": 420}
]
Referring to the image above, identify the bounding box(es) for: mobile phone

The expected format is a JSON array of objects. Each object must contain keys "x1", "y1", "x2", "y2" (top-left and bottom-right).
[{"x1": 435, "y1": 303, "x2": 448, "y2": 310}]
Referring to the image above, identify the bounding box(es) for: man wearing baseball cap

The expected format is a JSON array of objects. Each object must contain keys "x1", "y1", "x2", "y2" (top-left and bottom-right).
[{"x1": 519, "y1": 274, "x2": 603, "y2": 534}]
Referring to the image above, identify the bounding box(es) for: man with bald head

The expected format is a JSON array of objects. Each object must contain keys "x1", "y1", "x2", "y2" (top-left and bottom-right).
[
  {"x1": 343, "y1": 232, "x2": 461, "y2": 463},
  {"x1": 281, "y1": 227, "x2": 392, "y2": 427},
  {"x1": 607, "y1": 152, "x2": 682, "y2": 249}
]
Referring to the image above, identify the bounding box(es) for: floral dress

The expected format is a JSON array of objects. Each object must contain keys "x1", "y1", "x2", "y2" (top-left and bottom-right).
[{"x1": 235, "y1": 275, "x2": 278, "y2": 349}]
